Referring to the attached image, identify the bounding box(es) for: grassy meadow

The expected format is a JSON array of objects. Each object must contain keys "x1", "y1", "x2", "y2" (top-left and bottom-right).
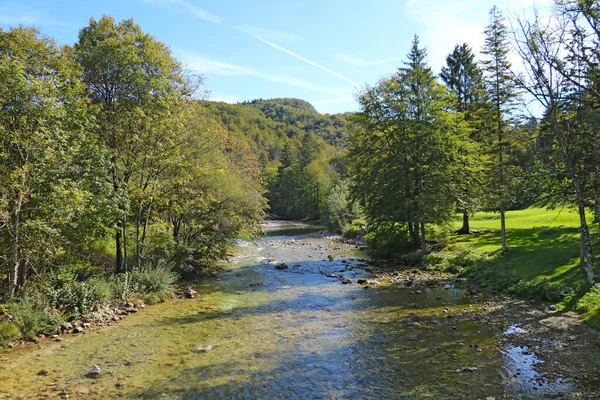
[{"x1": 430, "y1": 207, "x2": 600, "y2": 328}]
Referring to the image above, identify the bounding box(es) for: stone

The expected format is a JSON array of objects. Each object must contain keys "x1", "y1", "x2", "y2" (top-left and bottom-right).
[
  {"x1": 548, "y1": 304, "x2": 558, "y2": 312},
  {"x1": 186, "y1": 287, "x2": 199, "y2": 298},
  {"x1": 356, "y1": 278, "x2": 367, "y2": 284},
  {"x1": 328, "y1": 254, "x2": 335, "y2": 261},
  {"x1": 341, "y1": 278, "x2": 353, "y2": 284},
  {"x1": 73, "y1": 326, "x2": 84, "y2": 334},
  {"x1": 275, "y1": 263, "x2": 288, "y2": 270},
  {"x1": 88, "y1": 365, "x2": 101, "y2": 378},
  {"x1": 82, "y1": 323, "x2": 91, "y2": 329},
  {"x1": 37, "y1": 370, "x2": 49, "y2": 376}
]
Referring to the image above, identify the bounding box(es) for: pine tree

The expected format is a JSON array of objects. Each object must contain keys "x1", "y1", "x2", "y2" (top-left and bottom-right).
[
  {"x1": 350, "y1": 36, "x2": 468, "y2": 252},
  {"x1": 441, "y1": 43, "x2": 486, "y2": 234},
  {"x1": 481, "y1": 6, "x2": 518, "y2": 252}
]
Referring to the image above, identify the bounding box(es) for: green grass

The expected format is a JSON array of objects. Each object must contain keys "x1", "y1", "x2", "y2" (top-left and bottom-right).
[{"x1": 431, "y1": 206, "x2": 600, "y2": 328}]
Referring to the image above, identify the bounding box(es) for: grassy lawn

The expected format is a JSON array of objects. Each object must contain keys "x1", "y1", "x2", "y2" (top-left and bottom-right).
[{"x1": 432, "y1": 206, "x2": 600, "y2": 328}]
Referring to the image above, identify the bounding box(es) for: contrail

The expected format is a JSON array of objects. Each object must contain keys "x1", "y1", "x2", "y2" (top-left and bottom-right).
[
  {"x1": 253, "y1": 35, "x2": 360, "y2": 87},
  {"x1": 377, "y1": 57, "x2": 396, "y2": 71}
]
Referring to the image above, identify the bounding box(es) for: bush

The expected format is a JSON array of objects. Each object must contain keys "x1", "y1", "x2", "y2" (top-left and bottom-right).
[
  {"x1": 49, "y1": 275, "x2": 113, "y2": 317},
  {"x1": 132, "y1": 261, "x2": 178, "y2": 295},
  {"x1": 110, "y1": 273, "x2": 139, "y2": 303},
  {"x1": 8, "y1": 300, "x2": 54, "y2": 340},
  {"x1": 0, "y1": 323, "x2": 20, "y2": 346}
]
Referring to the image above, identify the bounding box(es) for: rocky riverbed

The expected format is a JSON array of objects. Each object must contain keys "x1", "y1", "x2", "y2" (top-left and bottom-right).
[{"x1": 1, "y1": 221, "x2": 599, "y2": 399}]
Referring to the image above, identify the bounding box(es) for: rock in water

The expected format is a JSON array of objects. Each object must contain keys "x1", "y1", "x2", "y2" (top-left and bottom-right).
[
  {"x1": 275, "y1": 263, "x2": 288, "y2": 270},
  {"x1": 328, "y1": 254, "x2": 335, "y2": 261},
  {"x1": 88, "y1": 364, "x2": 101, "y2": 378}
]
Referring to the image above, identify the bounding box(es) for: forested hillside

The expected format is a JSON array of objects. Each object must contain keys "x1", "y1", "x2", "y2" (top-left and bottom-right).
[{"x1": 204, "y1": 98, "x2": 356, "y2": 222}]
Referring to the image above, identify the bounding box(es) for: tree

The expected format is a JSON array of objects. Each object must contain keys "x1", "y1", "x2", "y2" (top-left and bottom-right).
[
  {"x1": 441, "y1": 43, "x2": 487, "y2": 234},
  {"x1": 350, "y1": 36, "x2": 468, "y2": 252},
  {"x1": 0, "y1": 27, "x2": 104, "y2": 295},
  {"x1": 512, "y1": 6, "x2": 598, "y2": 284},
  {"x1": 75, "y1": 16, "x2": 188, "y2": 273},
  {"x1": 481, "y1": 6, "x2": 520, "y2": 252}
]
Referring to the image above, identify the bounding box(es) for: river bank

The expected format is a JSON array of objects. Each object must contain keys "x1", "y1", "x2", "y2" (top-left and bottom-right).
[{"x1": 1, "y1": 221, "x2": 599, "y2": 398}]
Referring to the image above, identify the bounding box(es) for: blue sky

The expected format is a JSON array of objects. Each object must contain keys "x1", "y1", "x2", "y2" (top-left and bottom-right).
[{"x1": 0, "y1": 0, "x2": 551, "y2": 114}]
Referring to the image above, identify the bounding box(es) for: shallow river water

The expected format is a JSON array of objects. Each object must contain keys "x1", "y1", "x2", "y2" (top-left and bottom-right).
[{"x1": 0, "y1": 222, "x2": 593, "y2": 399}]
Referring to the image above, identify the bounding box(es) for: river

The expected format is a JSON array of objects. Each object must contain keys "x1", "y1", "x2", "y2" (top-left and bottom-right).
[{"x1": 0, "y1": 221, "x2": 598, "y2": 399}]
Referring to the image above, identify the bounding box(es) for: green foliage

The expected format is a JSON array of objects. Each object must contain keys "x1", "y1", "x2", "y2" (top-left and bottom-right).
[
  {"x1": 110, "y1": 273, "x2": 139, "y2": 303},
  {"x1": 325, "y1": 181, "x2": 361, "y2": 233},
  {"x1": 131, "y1": 261, "x2": 178, "y2": 295},
  {"x1": 8, "y1": 298, "x2": 55, "y2": 340},
  {"x1": 0, "y1": 323, "x2": 20, "y2": 347},
  {"x1": 350, "y1": 36, "x2": 469, "y2": 250}
]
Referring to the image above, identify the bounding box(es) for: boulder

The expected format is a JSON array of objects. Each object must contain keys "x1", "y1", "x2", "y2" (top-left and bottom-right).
[
  {"x1": 186, "y1": 287, "x2": 199, "y2": 298},
  {"x1": 88, "y1": 364, "x2": 101, "y2": 378}
]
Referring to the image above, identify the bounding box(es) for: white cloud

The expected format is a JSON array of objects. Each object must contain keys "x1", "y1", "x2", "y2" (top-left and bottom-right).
[
  {"x1": 178, "y1": 51, "x2": 354, "y2": 97},
  {"x1": 335, "y1": 53, "x2": 378, "y2": 67},
  {"x1": 252, "y1": 36, "x2": 360, "y2": 87},
  {"x1": 404, "y1": 0, "x2": 553, "y2": 72},
  {"x1": 0, "y1": 14, "x2": 35, "y2": 25},
  {"x1": 141, "y1": 0, "x2": 222, "y2": 24},
  {"x1": 179, "y1": 52, "x2": 253, "y2": 75},
  {"x1": 232, "y1": 25, "x2": 298, "y2": 41},
  {"x1": 311, "y1": 96, "x2": 356, "y2": 105},
  {"x1": 210, "y1": 95, "x2": 239, "y2": 104},
  {"x1": 376, "y1": 58, "x2": 396, "y2": 71}
]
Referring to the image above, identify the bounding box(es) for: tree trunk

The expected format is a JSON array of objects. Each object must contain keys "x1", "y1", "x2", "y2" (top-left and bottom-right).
[
  {"x1": 420, "y1": 221, "x2": 426, "y2": 253},
  {"x1": 8, "y1": 197, "x2": 22, "y2": 297},
  {"x1": 500, "y1": 209, "x2": 507, "y2": 252},
  {"x1": 575, "y1": 182, "x2": 595, "y2": 284},
  {"x1": 580, "y1": 235, "x2": 586, "y2": 275},
  {"x1": 457, "y1": 211, "x2": 471, "y2": 234},
  {"x1": 115, "y1": 222, "x2": 124, "y2": 274},
  {"x1": 136, "y1": 201, "x2": 143, "y2": 270},
  {"x1": 123, "y1": 214, "x2": 128, "y2": 273}
]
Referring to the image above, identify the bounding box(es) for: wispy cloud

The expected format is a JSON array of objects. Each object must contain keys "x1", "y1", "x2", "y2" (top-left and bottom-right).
[
  {"x1": 180, "y1": 52, "x2": 253, "y2": 75},
  {"x1": 377, "y1": 58, "x2": 396, "y2": 71},
  {"x1": 252, "y1": 36, "x2": 360, "y2": 87},
  {"x1": 335, "y1": 53, "x2": 378, "y2": 67},
  {"x1": 178, "y1": 51, "x2": 353, "y2": 97},
  {"x1": 405, "y1": 0, "x2": 553, "y2": 71},
  {"x1": 210, "y1": 95, "x2": 240, "y2": 104},
  {"x1": 141, "y1": 0, "x2": 222, "y2": 24},
  {"x1": 311, "y1": 96, "x2": 356, "y2": 105},
  {"x1": 232, "y1": 25, "x2": 298, "y2": 41},
  {"x1": 0, "y1": 14, "x2": 35, "y2": 25}
]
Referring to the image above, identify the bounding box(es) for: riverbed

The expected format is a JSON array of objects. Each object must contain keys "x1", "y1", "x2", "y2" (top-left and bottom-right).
[{"x1": 1, "y1": 221, "x2": 599, "y2": 399}]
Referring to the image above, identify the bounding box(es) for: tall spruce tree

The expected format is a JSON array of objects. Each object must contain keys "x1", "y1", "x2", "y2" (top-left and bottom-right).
[
  {"x1": 441, "y1": 43, "x2": 486, "y2": 234},
  {"x1": 481, "y1": 6, "x2": 518, "y2": 252},
  {"x1": 350, "y1": 36, "x2": 468, "y2": 252}
]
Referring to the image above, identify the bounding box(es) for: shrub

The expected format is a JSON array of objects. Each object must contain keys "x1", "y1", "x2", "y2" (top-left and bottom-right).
[
  {"x1": 0, "y1": 323, "x2": 20, "y2": 346},
  {"x1": 110, "y1": 273, "x2": 139, "y2": 303},
  {"x1": 8, "y1": 300, "x2": 54, "y2": 340},
  {"x1": 133, "y1": 261, "x2": 178, "y2": 295}
]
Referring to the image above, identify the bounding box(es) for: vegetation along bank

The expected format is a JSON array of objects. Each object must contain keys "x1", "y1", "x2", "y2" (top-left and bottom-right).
[{"x1": 3, "y1": 1, "x2": 600, "y2": 348}]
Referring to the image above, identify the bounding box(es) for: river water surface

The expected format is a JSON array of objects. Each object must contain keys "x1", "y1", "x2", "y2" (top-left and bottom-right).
[{"x1": 0, "y1": 222, "x2": 591, "y2": 399}]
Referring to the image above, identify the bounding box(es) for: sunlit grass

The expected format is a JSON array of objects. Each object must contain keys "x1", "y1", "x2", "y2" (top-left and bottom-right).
[{"x1": 432, "y1": 206, "x2": 600, "y2": 327}]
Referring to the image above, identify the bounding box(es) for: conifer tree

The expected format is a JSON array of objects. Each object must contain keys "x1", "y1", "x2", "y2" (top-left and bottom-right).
[
  {"x1": 441, "y1": 43, "x2": 486, "y2": 234},
  {"x1": 481, "y1": 6, "x2": 519, "y2": 252}
]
